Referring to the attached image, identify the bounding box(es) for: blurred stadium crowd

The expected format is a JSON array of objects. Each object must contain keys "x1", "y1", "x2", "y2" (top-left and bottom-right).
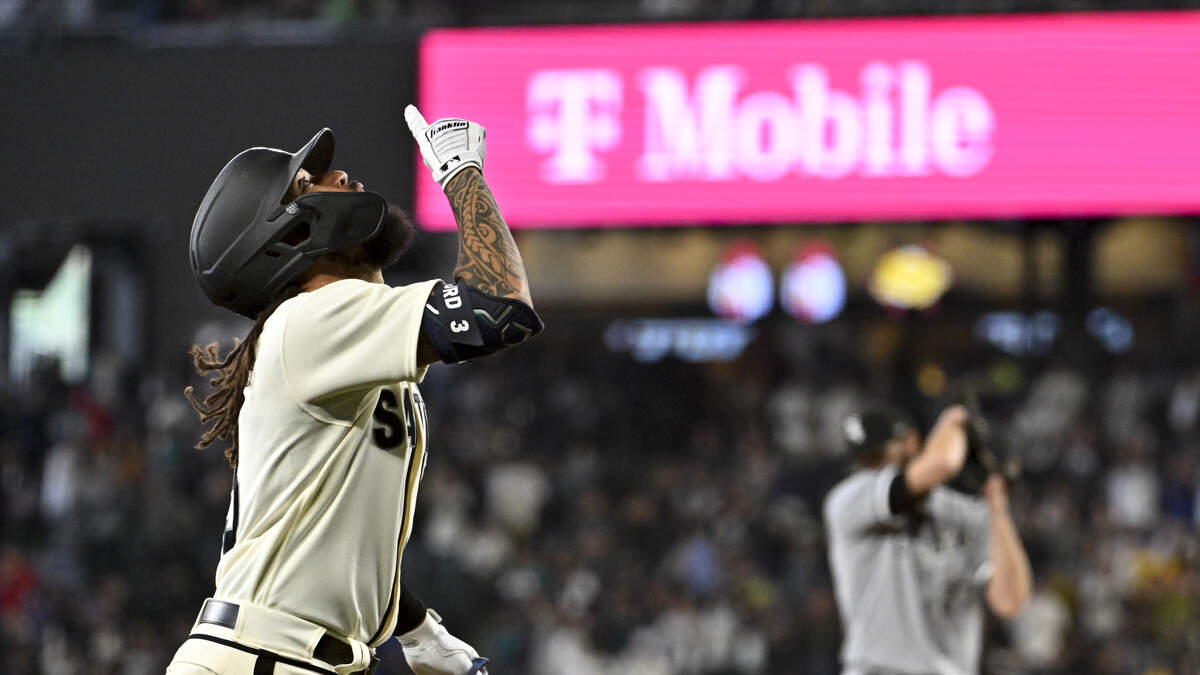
[{"x1": 2, "y1": 311, "x2": 1197, "y2": 674}]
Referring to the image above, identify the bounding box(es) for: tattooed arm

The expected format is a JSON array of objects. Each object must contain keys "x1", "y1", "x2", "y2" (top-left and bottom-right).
[
  {"x1": 444, "y1": 168, "x2": 533, "y2": 307},
  {"x1": 415, "y1": 167, "x2": 538, "y2": 366},
  {"x1": 405, "y1": 106, "x2": 540, "y2": 366}
]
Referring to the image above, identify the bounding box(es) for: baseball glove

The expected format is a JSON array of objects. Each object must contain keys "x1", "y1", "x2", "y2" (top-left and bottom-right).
[{"x1": 950, "y1": 395, "x2": 1020, "y2": 495}]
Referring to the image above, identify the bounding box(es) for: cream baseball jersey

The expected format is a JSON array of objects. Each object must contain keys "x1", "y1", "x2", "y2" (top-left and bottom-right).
[{"x1": 213, "y1": 277, "x2": 441, "y2": 647}]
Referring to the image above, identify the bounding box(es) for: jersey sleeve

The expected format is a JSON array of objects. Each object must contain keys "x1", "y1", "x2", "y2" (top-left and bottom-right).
[
  {"x1": 281, "y1": 279, "x2": 441, "y2": 415},
  {"x1": 823, "y1": 464, "x2": 900, "y2": 535}
]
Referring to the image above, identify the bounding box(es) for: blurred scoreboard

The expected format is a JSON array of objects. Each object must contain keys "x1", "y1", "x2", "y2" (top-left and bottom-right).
[{"x1": 415, "y1": 11, "x2": 1200, "y2": 229}]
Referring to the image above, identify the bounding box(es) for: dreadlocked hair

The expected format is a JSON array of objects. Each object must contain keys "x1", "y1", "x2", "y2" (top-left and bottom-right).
[{"x1": 185, "y1": 284, "x2": 302, "y2": 468}]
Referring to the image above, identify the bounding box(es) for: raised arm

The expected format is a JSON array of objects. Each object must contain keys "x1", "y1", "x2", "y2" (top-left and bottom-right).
[
  {"x1": 444, "y1": 168, "x2": 533, "y2": 307},
  {"x1": 904, "y1": 405, "x2": 969, "y2": 496},
  {"x1": 406, "y1": 105, "x2": 542, "y2": 367}
]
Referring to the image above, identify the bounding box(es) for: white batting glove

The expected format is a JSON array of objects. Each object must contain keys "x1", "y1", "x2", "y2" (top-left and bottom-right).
[
  {"x1": 396, "y1": 609, "x2": 489, "y2": 675},
  {"x1": 405, "y1": 104, "x2": 486, "y2": 191}
]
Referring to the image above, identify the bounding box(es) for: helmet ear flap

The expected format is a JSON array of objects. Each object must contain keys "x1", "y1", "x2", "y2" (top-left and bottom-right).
[
  {"x1": 233, "y1": 208, "x2": 322, "y2": 306},
  {"x1": 280, "y1": 221, "x2": 312, "y2": 247},
  {"x1": 257, "y1": 207, "x2": 317, "y2": 261},
  {"x1": 292, "y1": 191, "x2": 388, "y2": 255}
]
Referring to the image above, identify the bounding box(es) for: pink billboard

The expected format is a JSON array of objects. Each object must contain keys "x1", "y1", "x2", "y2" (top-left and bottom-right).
[{"x1": 415, "y1": 12, "x2": 1200, "y2": 229}]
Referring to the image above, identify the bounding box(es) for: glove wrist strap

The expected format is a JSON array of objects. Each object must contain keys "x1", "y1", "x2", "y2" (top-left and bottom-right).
[
  {"x1": 439, "y1": 162, "x2": 483, "y2": 191},
  {"x1": 396, "y1": 610, "x2": 442, "y2": 647}
]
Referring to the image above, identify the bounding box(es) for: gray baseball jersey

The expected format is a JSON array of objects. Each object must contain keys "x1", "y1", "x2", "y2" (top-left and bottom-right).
[
  {"x1": 214, "y1": 277, "x2": 439, "y2": 647},
  {"x1": 823, "y1": 464, "x2": 991, "y2": 675}
]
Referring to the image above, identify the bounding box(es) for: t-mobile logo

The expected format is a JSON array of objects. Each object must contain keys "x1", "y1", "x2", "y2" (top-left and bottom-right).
[
  {"x1": 638, "y1": 62, "x2": 995, "y2": 181},
  {"x1": 526, "y1": 69, "x2": 623, "y2": 184}
]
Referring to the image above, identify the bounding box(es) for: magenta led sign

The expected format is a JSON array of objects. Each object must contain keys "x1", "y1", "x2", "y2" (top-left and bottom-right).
[{"x1": 415, "y1": 12, "x2": 1200, "y2": 229}]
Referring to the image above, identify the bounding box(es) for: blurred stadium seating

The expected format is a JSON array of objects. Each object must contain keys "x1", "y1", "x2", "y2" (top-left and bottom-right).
[{"x1": 4, "y1": 305, "x2": 1200, "y2": 673}]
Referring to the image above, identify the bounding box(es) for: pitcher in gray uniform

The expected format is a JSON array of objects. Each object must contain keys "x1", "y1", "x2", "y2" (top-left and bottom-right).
[{"x1": 823, "y1": 405, "x2": 1032, "y2": 675}]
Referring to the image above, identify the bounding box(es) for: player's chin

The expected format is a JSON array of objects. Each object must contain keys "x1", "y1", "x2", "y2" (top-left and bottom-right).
[{"x1": 364, "y1": 204, "x2": 416, "y2": 269}]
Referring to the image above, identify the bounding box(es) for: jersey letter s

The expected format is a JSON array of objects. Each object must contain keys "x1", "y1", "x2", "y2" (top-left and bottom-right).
[{"x1": 372, "y1": 389, "x2": 407, "y2": 450}]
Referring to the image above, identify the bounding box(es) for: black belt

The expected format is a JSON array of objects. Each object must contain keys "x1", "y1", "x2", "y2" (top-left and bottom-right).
[{"x1": 197, "y1": 600, "x2": 375, "y2": 674}]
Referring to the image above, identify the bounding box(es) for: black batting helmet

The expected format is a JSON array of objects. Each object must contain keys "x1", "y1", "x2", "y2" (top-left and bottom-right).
[
  {"x1": 843, "y1": 406, "x2": 917, "y2": 464},
  {"x1": 190, "y1": 128, "x2": 387, "y2": 318}
]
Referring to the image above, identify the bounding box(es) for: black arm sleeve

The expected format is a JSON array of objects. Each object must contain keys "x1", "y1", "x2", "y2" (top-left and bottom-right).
[
  {"x1": 392, "y1": 581, "x2": 429, "y2": 636},
  {"x1": 888, "y1": 471, "x2": 921, "y2": 515},
  {"x1": 420, "y1": 280, "x2": 544, "y2": 364}
]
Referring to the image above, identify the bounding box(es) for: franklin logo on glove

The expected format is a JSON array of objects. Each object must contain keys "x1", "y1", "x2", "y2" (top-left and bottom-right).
[{"x1": 430, "y1": 120, "x2": 469, "y2": 136}]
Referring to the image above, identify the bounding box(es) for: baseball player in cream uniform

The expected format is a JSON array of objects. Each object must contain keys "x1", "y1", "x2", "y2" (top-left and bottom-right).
[{"x1": 170, "y1": 106, "x2": 542, "y2": 674}]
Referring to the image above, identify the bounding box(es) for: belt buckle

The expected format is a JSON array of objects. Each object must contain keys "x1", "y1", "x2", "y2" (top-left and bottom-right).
[{"x1": 199, "y1": 599, "x2": 239, "y2": 630}]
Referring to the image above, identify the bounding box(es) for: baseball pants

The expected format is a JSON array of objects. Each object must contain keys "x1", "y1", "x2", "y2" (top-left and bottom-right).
[{"x1": 166, "y1": 599, "x2": 376, "y2": 675}]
